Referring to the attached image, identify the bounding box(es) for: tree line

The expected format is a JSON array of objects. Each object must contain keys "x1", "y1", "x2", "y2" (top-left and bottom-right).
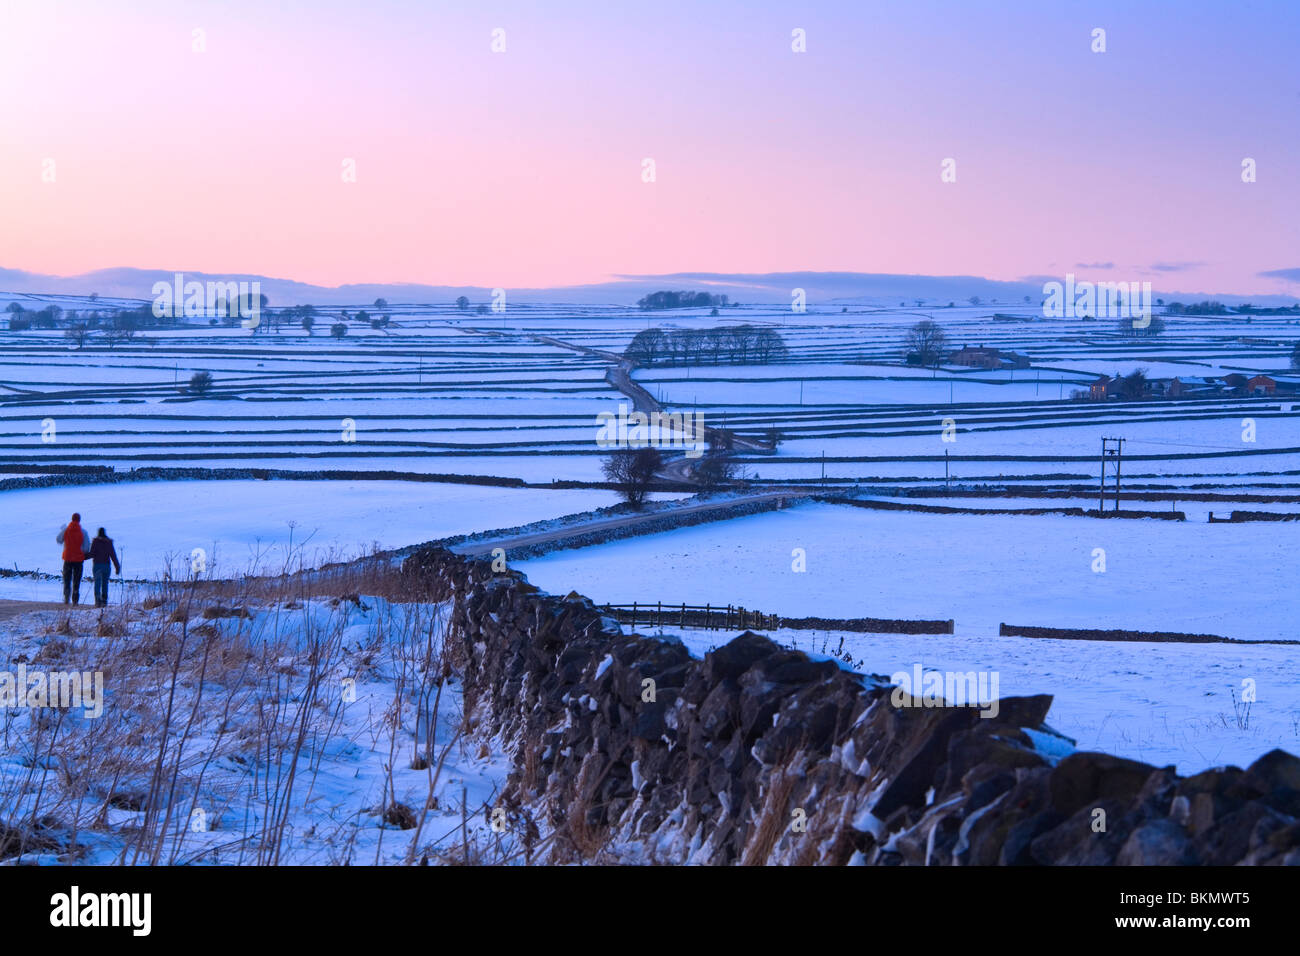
[
  {"x1": 636, "y1": 291, "x2": 729, "y2": 310},
  {"x1": 625, "y1": 325, "x2": 788, "y2": 367}
]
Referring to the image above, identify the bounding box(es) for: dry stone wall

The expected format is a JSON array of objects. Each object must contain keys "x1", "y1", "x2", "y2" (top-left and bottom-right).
[{"x1": 402, "y1": 545, "x2": 1300, "y2": 865}]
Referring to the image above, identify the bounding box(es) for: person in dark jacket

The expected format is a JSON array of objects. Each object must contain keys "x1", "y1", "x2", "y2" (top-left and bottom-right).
[
  {"x1": 89, "y1": 527, "x2": 121, "y2": 608},
  {"x1": 56, "y1": 512, "x2": 91, "y2": 604}
]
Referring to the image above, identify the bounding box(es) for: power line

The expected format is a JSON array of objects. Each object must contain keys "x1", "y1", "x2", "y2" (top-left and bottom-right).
[{"x1": 1100, "y1": 437, "x2": 1125, "y2": 512}]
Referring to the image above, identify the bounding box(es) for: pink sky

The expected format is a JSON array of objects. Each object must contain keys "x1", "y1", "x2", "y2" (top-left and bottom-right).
[{"x1": 1, "y1": 0, "x2": 1297, "y2": 294}]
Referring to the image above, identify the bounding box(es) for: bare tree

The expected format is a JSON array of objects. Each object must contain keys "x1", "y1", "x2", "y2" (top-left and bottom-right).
[
  {"x1": 601, "y1": 447, "x2": 662, "y2": 507},
  {"x1": 1117, "y1": 368, "x2": 1149, "y2": 400},
  {"x1": 904, "y1": 320, "x2": 948, "y2": 368},
  {"x1": 64, "y1": 324, "x2": 90, "y2": 349},
  {"x1": 695, "y1": 429, "x2": 738, "y2": 487},
  {"x1": 104, "y1": 313, "x2": 138, "y2": 348}
]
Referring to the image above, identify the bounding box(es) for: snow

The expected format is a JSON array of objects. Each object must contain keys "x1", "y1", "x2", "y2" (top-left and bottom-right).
[
  {"x1": 0, "y1": 596, "x2": 515, "y2": 865},
  {"x1": 516, "y1": 501, "x2": 1299, "y2": 642},
  {"x1": 0, "y1": 480, "x2": 629, "y2": 587},
  {"x1": 3, "y1": 302, "x2": 1297, "y2": 794}
]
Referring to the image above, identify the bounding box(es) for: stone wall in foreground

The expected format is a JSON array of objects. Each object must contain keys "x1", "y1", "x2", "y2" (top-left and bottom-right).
[{"x1": 402, "y1": 546, "x2": 1300, "y2": 865}]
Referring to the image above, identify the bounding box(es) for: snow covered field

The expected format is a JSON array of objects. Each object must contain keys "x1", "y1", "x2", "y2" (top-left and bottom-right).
[
  {"x1": 0, "y1": 480, "x2": 629, "y2": 592},
  {"x1": 4, "y1": 303, "x2": 1297, "y2": 488},
  {"x1": 516, "y1": 501, "x2": 1299, "y2": 642},
  {"x1": 3, "y1": 299, "x2": 1298, "y2": 789}
]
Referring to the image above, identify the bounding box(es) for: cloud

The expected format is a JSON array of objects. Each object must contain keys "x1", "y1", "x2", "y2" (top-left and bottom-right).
[
  {"x1": 1075, "y1": 262, "x2": 1114, "y2": 270},
  {"x1": 1150, "y1": 261, "x2": 1204, "y2": 273},
  {"x1": 1258, "y1": 267, "x2": 1300, "y2": 282}
]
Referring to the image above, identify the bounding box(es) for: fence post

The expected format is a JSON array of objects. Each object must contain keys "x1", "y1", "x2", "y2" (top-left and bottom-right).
[
  {"x1": 705, "y1": 603, "x2": 711, "y2": 631},
  {"x1": 681, "y1": 602, "x2": 686, "y2": 627},
  {"x1": 632, "y1": 602, "x2": 637, "y2": 628},
  {"x1": 657, "y1": 601, "x2": 662, "y2": 628}
]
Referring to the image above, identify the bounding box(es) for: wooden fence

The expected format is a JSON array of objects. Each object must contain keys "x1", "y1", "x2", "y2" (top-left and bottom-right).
[{"x1": 600, "y1": 602, "x2": 779, "y2": 632}]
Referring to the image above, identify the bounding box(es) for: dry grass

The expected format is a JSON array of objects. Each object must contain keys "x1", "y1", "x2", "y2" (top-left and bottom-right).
[
  {"x1": 0, "y1": 550, "x2": 473, "y2": 866},
  {"x1": 740, "y1": 763, "x2": 802, "y2": 866}
]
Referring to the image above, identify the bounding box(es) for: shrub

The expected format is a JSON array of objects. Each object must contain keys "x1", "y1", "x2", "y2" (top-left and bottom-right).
[{"x1": 189, "y1": 370, "x2": 214, "y2": 395}]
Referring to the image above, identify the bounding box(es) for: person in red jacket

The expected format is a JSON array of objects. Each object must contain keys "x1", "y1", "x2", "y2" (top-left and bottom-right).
[
  {"x1": 56, "y1": 512, "x2": 91, "y2": 604},
  {"x1": 89, "y1": 527, "x2": 122, "y2": 607}
]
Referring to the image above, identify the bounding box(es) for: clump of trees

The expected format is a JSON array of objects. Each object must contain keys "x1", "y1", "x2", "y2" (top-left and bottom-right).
[
  {"x1": 1115, "y1": 368, "x2": 1149, "y2": 400},
  {"x1": 1291, "y1": 343, "x2": 1300, "y2": 370},
  {"x1": 104, "y1": 314, "x2": 138, "y2": 347},
  {"x1": 625, "y1": 325, "x2": 787, "y2": 367},
  {"x1": 695, "y1": 429, "x2": 738, "y2": 486},
  {"x1": 1235, "y1": 303, "x2": 1300, "y2": 315},
  {"x1": 189, "y1": 370, "x2": 214, "y2": 395},
  {"x1": 1163, "y1": 301, "x2": 1228, "y2": 315},
  {"x1": 1117, "y1": 315, "x2": 1166, "y2": 337},
  {"x1": 6, "y1": 304, "x2": 62, "y2": 329},
  {"x1": 602, "y1": 447, "x2": 662, "y2": 507},
  {"x1": 636, "y1": 291, "x2": 729, "y2": 310},
  {"x1": 903, "y1": 320, "x2": 947, "y2": 367},
  {"x1": 330, "y1": 323, "x2": 348, "y2": 338}
]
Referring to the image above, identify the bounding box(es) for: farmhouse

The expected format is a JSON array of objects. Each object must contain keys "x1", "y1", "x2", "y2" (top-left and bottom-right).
[
  {"x1": 949, "y1": 344, "x2": 1001, "y2": 368},
  {"x1": 1247, "y1": 374, "x2": 1277, "y2": 395},
  {"x1": 1089, "y1": 375, "x2": 1114, "y2": 400},
  {"x1": 1167, "y1": 377, "x2": 1217, "y2": 399},
  {"x1": 948, "y1": 344, "x2": 1030, "y2": 369}
]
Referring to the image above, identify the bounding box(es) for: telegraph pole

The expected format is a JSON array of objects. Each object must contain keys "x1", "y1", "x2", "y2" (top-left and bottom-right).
[{"x1": 1100, "y1": 437, "x2": 1125, "y2": 512}]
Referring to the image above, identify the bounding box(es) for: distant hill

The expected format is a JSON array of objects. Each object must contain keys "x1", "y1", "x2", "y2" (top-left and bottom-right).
[{"x1": 1, "y1": 266, "x2": 1296, "y2": 309}]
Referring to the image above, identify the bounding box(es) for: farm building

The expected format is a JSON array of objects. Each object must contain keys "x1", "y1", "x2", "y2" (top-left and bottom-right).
[
  {"x1": 1247, "y1": 374, "x2": 1277, "y2": 395},
  {"x1": 949, "y1": 344, "x2": 1002, "y2": 369},
  {"x1": 1167, "y1": 377, "x2": 1220, "y2": 399},
  {"x1": 948, "y1": 344, "x2": 1030, "y2": 369}
]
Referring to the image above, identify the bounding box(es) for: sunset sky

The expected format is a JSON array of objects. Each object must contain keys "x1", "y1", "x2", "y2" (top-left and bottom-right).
[{"x1": 1, "y1": 0, "x2": 1297, "y2": 294}]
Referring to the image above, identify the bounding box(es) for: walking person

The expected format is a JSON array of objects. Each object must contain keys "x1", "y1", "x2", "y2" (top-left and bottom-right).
[
  {"x1": 56, "y1": 512, "x2": 91, "y2": 605},
  {"x1": 89, "y1": 527, "x2": 122, "y2": 608}
]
